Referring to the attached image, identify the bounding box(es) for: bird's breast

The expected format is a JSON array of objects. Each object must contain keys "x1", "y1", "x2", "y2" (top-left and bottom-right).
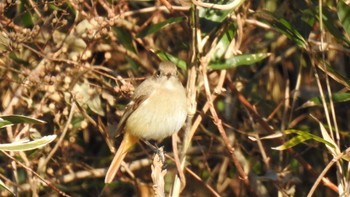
[{"x1": 125, "y1": 83, "x2": 187, "y2": 141}]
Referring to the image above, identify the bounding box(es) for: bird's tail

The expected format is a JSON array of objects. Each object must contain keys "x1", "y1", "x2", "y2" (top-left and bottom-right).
[{"x1": 105, "y1": 133, "x2": 138, "y2": 183}]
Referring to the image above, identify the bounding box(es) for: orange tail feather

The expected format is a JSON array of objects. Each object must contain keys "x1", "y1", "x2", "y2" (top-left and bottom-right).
[{"x1": 105, "y1": 133, "x2": 138, "y2": 183}]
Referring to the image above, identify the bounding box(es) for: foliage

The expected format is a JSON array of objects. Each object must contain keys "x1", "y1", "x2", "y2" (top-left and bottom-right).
[
  {"x1": 0, "y1": 115, "x2": 56, "y2": 195},
  {"x1": 1, "y1": 0, "x2": 350, "y2": 196}
]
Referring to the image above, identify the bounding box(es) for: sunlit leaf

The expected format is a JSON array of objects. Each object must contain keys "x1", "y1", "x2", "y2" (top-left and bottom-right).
[
  {"x1": 199, "y1": 8, "x2": 232, "y2": 33},
  {"x1": 0, "y1": 135, "x2": 56, "y2": 151},
  {"x1": 0, "y1": 115, "x2": 46, "y2": 128},
  {"x1": 69, "y1": 81, "x2": 90, "y2": 106},
  {"x1": 209, "y1": 53, "x2": 270, "y2": 70},
  {"x1": 137, "y1": 17, "x2": 185, "y2": 38},
  {"x1": 272, "y1": 129, "x2": 335, "y2": 150},
  {"x1": 88, "y1": 94, "x2": 105, "y2": 116},
  {"x1": 337, "y1": 1, "x2": 350, "y2": 42},
  {"x1": 342, "y1": 150, "x2": 350, "y2": 161},
  {"x1": 318, "y1": 122, "x2": 341, "y2": 157},
  {"x1": 272, "y1": 135, "x2": 311, "y2": 150},
  {"x1": 215, "y1": 24, "x2": 236, "y2": 58},
  {"x1": 156, "y1": 51, "x2": 187, "y2": 70},
  {"x1": 0, "y1": 119, "x2": 12, "y2": 129}
]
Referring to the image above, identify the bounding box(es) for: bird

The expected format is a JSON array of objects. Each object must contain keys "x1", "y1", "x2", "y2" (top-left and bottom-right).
[{"x1": 105, "y1": 61, "x2": 187, "y2": 183}]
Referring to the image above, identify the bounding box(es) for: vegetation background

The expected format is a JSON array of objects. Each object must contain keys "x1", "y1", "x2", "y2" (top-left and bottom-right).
[{"x1": 1, "y1": 0, "x2": 350, "y2": 196}]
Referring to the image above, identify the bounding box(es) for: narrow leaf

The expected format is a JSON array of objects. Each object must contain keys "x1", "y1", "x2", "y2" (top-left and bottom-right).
[
  {"x1": 319, "y1": 123, "x2": 341, "y2": 157},
  {"x1": 256, "y1": 11, "x2": 307, "y2": 48},
  {"x1": 0, "y1": 135, "x2": 57, "y2": 151},
  {"x1": 338, "y1": 0, "x2": 350, "y2": 40},
  {"x1": 209, "y1": 53, "x2": 270, "y2": 70},
  {"x1": 272, "y1": 135, "x2": 311, "y2": 150},
  {"x1": 113, "y1": 27, "x2": 137, "y2": 53},
  {"x1": 0, "y1": 115, "x2": 46, "y2": 128},
  {"x1": 321, "y1": 6, "x2": 350, "y2": 44},
  {"x1": 272, "y1": 129, "x2": 336, "y2": 150},
  {"x1": 22, "y1": 12, "x2": 34, "y2": 27},
  {"x1": 299, "y1": 92, "x2": 350, "y2": 109},
  {"x1": 286, "y1": 129, "x2": 336, "y2": 148},
  {"x1": 0, "y1": 119, "x2": 12, "y2": 129},
  {"x1": 156, "y1": 51, "x2": 187, "y2": 70},
  {"x1": 137, "y1": 17, "x2": 185, "y2": 38},
  {"x1": 317, "y1": 61, "x2": 350, "y2": 90}
]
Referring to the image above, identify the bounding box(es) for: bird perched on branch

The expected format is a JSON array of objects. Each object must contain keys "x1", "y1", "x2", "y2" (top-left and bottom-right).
[{"x1": 105, "y1": 61, "x2": 187, "y2": 183}]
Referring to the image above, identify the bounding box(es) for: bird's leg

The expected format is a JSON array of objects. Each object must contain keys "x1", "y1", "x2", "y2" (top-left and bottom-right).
[{"x1": 142, "y1": 140, "x2": 166, "y2": 164}]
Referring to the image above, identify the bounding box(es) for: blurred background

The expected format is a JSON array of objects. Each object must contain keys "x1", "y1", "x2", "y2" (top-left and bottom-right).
[{"x1": 1, "y1": 0, "x2": 350, "y2": 196}]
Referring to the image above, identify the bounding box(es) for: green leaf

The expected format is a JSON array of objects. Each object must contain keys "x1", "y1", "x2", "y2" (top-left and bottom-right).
[
  {"x1": 156, "y1": 51, "x2": 187, "y2": 70},
  {"x1": 22, "y1": 12, "x2": 34, "y2": 27},
  {"x1": 215, "y1": 24, "x2": 236, "y2": 58},
  {"x1": 317, "y1": 61, "x2": 350, "y2": 89},
  {"x1": 299, "y1": 9, "x2": 315, "y2": 38},
  {"x1": 272, "y1": 129, "x2": 335, "y2": 150},
  {"x1": 256, "y1": 11, "x2": 307, "y2": 49},
  {"x1": 113, "y1": 27, "x2": 137, "y2": 53},
  {"x1": 48, "y1": 2, "x2": 61, "y2": 11},
  {"x1": 0, "y1": 115, "x2": 46, "y2": 128},
  {"x1": 137, "y1": 17, "x2": 185, "y2": 38},
  {"x1": 299, "y1": 92, "x2": 350, "y2": 109},
  {"x1": 337, "y1": 1, "x2": 350, "y2": 41},
  {"x1": 0, "y1": 135, "x2": 56, "y2": 151},
  {"x1": 9, "y1": 52, "x2": 30, "y2": 66},
  {"x1": 113, "y1": 27, "x2": 139, "y2": 67},
  {"x1": 322, "y1": 6, "x2": 350, "y2": 45},
  {"x1": 199, "y1": 8, "x2": 232, "y2": 34},
  {"x1": 209, "y1": 53, "x2": 270, "y2": 70},
  {"x1": 272, "y1": 135, "x2": 311, "y2": 150},
  {"x1": 0, "y1": 119, "x2": 12, "y2": 129}
]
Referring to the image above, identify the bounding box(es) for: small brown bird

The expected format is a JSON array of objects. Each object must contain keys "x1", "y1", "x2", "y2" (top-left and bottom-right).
[{"x1": 105, "y1": 61, "x2": 187, "y2": 183}]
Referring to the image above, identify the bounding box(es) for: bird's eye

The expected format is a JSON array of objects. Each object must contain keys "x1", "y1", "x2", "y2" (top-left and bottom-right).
[{"x1": 156, "y1": 70, "x2": 161, "y2": 77}]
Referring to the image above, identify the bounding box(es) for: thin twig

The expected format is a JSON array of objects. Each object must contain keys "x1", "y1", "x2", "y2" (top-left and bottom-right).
[
  {"x1": 41, "y1": 102, "x2": 76, "y2": 169},
  {"x1": 307, "y1": 148, "x2": 350, "y2": 197},
  {"x1": 172, "y1": 133, "x2": 186, "y2": 191},
  {"x1": 1, "y1": 151, "x2": 71, "y2": 197},
  {"x1": 226, "y1": 76, "x2": 339, "y2": 193},
  {"x1": 201, "y1": 60, "x2": 251, "y2": 192},
  {"x1": 165, "y1": 154, "x2": 221, "y2": 197},
  {"x1": 171, "y1": 5, "x2": 199, "y2": 197}
]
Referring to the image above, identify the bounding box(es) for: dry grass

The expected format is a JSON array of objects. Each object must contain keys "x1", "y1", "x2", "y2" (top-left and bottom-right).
[{"x1": 1, "y1": 0, "x2": 350, "y2": 196}]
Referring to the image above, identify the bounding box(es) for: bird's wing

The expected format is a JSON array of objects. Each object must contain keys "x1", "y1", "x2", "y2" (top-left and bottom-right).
[{"x1": 115, "y1": 94, "x2": 147, "y2": 136}]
